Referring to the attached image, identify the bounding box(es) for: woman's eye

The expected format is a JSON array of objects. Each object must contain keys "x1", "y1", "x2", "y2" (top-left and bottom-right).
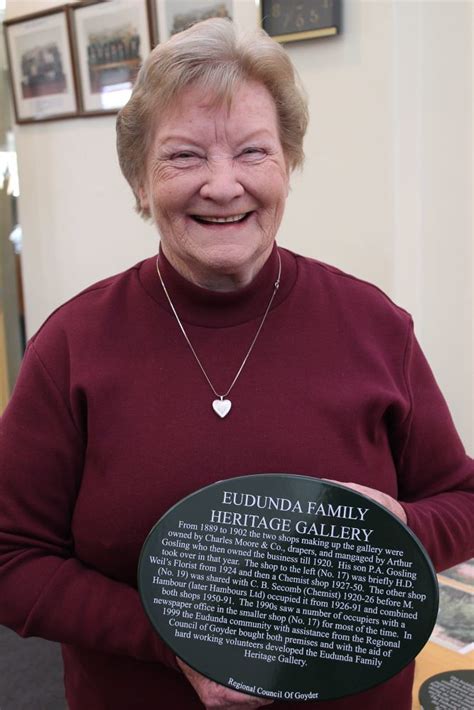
[
  {"x1": 169, "y1": 152, "x2": 203, "y2": 167},
  {"x1": 240, "y1": 147, "x2": 265, "y2": 160},
  {"x1": 173, "y1": 152, "x2": 196, "y2": 160}
]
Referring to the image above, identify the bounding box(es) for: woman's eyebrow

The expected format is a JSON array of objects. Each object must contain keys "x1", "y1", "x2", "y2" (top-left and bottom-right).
[
  {"x1": 156, "y1": 127, "x2": 276, "y2": 146},
  {"x1": 156, "y1": 134, "x2": 201, "y2": 146}
]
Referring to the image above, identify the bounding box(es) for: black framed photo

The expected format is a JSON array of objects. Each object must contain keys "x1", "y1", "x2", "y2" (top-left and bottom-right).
[
  {"x1": 261, "y1": 0, "x2": 341, "y2": 44},
  {"x1": 4, "y1": 6, "x2": 79, "y2": 124},
  {"x1": 69, "y1": 0, "x2": 152, "y2": 115}
]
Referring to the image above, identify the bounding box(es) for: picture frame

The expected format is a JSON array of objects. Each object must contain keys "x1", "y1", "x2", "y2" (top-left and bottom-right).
[
  {"x1": 151, "y1": 0, "x2": 233, "y2": 45},
  {"x1": 261, "y1": 0, "x2": 341, "y2": 44},
  {"x1": 4, "y1": 6, "x2": 79, "y2": 124},
  {"x1": 69, "y1": 0, "x2": 152, "y2": 115}
]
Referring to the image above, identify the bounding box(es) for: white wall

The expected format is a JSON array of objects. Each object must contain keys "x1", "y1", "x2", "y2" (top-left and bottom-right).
[{"x1": 6, "y1": 0, "x2": 473, "y2": 453}]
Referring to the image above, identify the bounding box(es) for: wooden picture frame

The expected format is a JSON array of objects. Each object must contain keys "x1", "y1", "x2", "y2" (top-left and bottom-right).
[
  {"x1": 69, "y1": 0, "x2": 152, "y2": 115},
  {"x1": 261, "y1": 0, "x2": 341, "y2": 44},
  {"x1": 4, "y1": 6, "x2": 79, "y2": 124},
  {"x1": 150, "y1": 0, "x2": 233, "y2": 45}
]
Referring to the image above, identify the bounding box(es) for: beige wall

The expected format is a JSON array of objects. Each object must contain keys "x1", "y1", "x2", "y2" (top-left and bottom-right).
[{"x1": 6, "y1": 0, "x2": 473, "y2": 453}]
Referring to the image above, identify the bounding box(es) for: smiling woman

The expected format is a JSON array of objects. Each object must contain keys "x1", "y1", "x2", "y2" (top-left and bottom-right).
[
  {"x1": 116, "y1": 18, "x2": 305, "y2": 290},
  {"x1": 136, "y1": 80, "x2": 289, "y2": 290},
  {"x1": 0, "y1": 15, "x2": 473, "y2": 710}
]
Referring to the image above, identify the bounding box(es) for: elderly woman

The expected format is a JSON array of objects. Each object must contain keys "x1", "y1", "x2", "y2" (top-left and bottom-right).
[{"x1": 0, "y1": 17, "x2": 472, "y2": 710}]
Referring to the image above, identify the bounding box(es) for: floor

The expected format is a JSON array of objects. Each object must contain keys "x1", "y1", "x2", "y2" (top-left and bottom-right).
[{"x1": 0, "y1": 626, "x2": 66, "y2": 710}]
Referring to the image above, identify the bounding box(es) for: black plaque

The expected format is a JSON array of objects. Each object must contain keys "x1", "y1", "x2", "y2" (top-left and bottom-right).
[
  {"x1": 419, "y1": 670, "x2": 474, "y2": 710},
  {"x1": 138, "y1": 474, "x2": 438, "y2": 702}
]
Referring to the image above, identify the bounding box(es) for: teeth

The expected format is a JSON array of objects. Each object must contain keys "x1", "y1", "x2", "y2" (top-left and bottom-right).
[{"x1": 196, "y1": 213, "x2": 247, "y2": 224}]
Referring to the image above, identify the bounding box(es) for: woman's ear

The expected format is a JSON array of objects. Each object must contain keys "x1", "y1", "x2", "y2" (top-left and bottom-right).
[{"x1": 137, "y1": 184, "x2": 150, "y2": 212}]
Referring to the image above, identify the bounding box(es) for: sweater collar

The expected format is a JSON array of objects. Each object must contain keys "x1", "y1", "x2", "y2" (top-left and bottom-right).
[{"x1": 138, "y1": 243, "x2": 297, "y2": 328}]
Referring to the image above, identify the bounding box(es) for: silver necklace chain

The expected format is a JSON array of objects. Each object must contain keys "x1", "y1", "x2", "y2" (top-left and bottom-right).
[{"x1": 155, "y1": 251, "x2": 281, "y2": 418}]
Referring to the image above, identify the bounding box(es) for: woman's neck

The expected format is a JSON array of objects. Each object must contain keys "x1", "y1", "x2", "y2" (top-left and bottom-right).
[{"x1": 159, "y1": 244, "x2": 274, "y2": 292}]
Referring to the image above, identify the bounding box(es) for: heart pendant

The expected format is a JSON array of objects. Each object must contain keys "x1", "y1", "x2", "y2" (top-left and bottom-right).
[{"x1": 212, "y1": 399, "x2": 232, "y2": 418}]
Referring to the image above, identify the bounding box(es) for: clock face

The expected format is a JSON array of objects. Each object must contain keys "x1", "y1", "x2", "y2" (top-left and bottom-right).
[{"x1": 261, "y1": 0, "x2": 341, "y2": 43}]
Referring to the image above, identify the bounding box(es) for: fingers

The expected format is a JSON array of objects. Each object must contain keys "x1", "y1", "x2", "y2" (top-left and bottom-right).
[
  {"x1": 177, "y1": 657, "x2": 274, "y2": 709},
  {"x1": 323, "y1": 479, "x2": 407, "y2": 523}
]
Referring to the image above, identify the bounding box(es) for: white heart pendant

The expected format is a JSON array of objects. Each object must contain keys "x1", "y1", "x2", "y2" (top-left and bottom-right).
[{"x1": 212, "y1": 399, "x2": 232, "y2": 418}]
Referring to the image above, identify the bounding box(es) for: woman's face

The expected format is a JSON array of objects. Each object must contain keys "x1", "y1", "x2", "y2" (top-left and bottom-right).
[{"x1": 139, "y1": 80, "x2": 289, "y2": 290}]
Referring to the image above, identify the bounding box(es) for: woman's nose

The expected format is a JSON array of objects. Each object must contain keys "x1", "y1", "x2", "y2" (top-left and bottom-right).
[{"x1": 199, "y1": 158, "x2": 245, "y2": 203}]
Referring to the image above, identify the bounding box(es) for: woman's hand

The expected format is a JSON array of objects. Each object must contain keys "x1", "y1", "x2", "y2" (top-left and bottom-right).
[
  {"x1": 323, "y1": 480, "x2": 408, "y2": 524},
  {"x1": 177, "y1": 658, "x2": 274, "y2": 709}
]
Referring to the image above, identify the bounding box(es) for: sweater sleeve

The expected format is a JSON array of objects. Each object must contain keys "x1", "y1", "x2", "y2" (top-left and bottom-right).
[
  {"x1": 396, "y1": 324, "x2": 474, "y2": 571},
  {"x1": 0, "y1": 343, "x2": 178, "y2": 670}
]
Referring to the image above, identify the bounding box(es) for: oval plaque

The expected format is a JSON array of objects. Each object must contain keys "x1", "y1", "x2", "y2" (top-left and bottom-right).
[
  {"x1": 138, "y1": 474, "x2": 438, "y2": 702},
  {"x1": 419, "y1": 670, "x2": 474, "y2": 709}
]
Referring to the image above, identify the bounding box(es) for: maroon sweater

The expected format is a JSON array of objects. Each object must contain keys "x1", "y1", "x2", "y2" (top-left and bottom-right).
[{"x1": 1, "y1": 246, "x2": 472, "y2": 709}]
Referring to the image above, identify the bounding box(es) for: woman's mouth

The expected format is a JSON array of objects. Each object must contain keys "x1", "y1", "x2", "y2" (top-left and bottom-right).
[{"x1": 192, "y1": 212, "x2": 251, "y2": 225}]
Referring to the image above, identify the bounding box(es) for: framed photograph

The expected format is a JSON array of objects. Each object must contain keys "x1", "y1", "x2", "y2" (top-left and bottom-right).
[
  {"x1": 430, "y1": 581, "x2": 474, "y2": 655},
  {"x1": 4, "y1": 6, "x2": 79, "y2": 124},
  {"x1": 151, "y1": 0, "x2": 233, "y2": 45},
  {"x1": 261, "y1": 0, "x2": 341, "y2": 43},
  {"x1": 70, "y1": 0, "x2": 152, "y2": 115}
]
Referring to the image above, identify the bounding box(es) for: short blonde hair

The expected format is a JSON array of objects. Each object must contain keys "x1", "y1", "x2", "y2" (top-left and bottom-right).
[{"x1": 116, "y1": 18, "x2": 308, "y2": 219}]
